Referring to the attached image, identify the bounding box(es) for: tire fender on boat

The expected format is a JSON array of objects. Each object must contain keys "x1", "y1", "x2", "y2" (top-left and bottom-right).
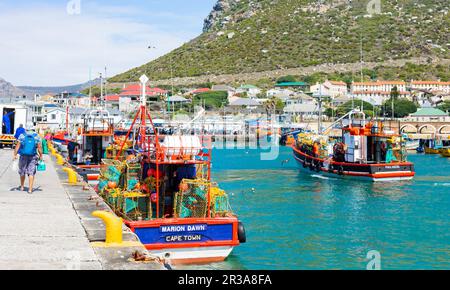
[{"x1": 238, "y1": 222, "x2": 247, "y2": 243}]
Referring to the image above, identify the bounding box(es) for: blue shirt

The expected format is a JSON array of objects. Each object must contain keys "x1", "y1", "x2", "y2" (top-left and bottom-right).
[{"x1": 14, "y1": 127, "x2": 26, "y2": 139}]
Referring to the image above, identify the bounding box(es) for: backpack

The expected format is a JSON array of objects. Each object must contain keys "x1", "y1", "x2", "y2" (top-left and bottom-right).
[{"x1": 20, "y1": 134, "x2": 37, "y2": 156}]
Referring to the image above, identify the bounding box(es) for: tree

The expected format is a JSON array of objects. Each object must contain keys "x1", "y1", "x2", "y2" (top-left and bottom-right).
[
  {"x1": 276, "y1": 75, "x2": 297, "y2": 84},
  {"x1": 390, "y1": 86, "x2": 400, "y2": 100},
  {"x1": 263, "y1": 97, "x2": 285, "y2": 115},
  {"x1": 335, "y1": 100, "x2": 374, "y2": 117},
  {"x1": 193, "y1": 91, "x2": 228, "y2": 110},
  {"x1": 438, "y1": 101, "x2": 450, "y2": 113},
  {"x1": 383, "y1": 98, "x2": 417, "y2": 118}
]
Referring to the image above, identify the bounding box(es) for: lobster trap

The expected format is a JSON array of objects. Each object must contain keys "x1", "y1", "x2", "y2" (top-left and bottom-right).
[
  {"x1": 118, "y1": 192, "x2": 151, "y2": 221},
  {"x1": 125, "y1": 162, "x2": 141, "y2": 191},
  {"x1": 100, "y1": 159, "x2": 124, "y2": 183},
  {"x1": 174, "y1": 179, "x2": 210, "y2": 218},
  {"x1": 210, "y1": 187, "x2": 233, "y2": 217}
]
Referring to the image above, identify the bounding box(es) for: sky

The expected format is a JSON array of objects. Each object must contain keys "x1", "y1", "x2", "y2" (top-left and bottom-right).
[{"x1": 0, "y1": 0, "x2": 216, "y2": 86}]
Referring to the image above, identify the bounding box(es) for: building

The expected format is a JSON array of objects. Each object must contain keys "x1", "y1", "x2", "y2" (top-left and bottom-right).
[
  {"x1": 104, "y1": 94, "x2": 120, "y2": 109},
  {"x1": 211, "y1": 85, "x2": 236, "y2": 99},
  {"x1": 266, "y1": 88, "x2": 295, "y2": 99},
  {"x1": 404, "y1": 108, "x2": 450, "y2": 123},
  {"x1": 310, "y1": 80, "x2": 348, "y2": 98},
  {"x1": 35, "y1": 107, "x2": 67, "y2": 131},
  {"x1": 351, "y1": 81, "x2": 410, "y2": 106},
  {"x1": 410, "y1": 81, "x2": 450, "y2": 93},
  {"x1": 119, "y1": 84, "x2": 168, "y2": 112},
  {"x1": 236, "y1": 85, "x2": 261, "y2": 98}
]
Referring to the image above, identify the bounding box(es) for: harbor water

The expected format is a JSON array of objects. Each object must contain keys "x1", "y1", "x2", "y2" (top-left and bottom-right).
[{"x1": 185, "y1": 146, "x2": 450, "y2": 270}]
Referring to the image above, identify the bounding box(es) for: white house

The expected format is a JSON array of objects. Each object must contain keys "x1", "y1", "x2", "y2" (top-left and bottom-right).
[
  {"x1": 311, "y1": 80, "x2": 348, "y2": 98},
  {"x1": 410, "y1": 81, "x2": 450, "y2": 93},
  {"x1": 36, "y1": 108, "x2": 66, "y2": 131},
  {"x1": 351, "y1": 81, "x2": 410, "y2": 106},
  {"x1": 236, "y1": 85, "x2": 261, "y2": 98},
  {"x1": 266, "y1": 88, "x2": 295, "y2": 98}
]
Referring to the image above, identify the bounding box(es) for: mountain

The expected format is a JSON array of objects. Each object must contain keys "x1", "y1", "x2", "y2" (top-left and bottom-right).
[
  {"x1": 110, "y1": 0, "x2": 449, "y2": 84},
  {"x1": 0, "y1": 78, "x2": 25, "y2": 98},
  {"x1": 18, "y1": 78, "x2": 102, "y2": 96}
]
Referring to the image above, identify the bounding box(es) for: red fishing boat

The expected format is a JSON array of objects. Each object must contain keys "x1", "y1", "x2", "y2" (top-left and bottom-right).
[
  {"x1": 293, "y1": 110, "x2": 415, "y2": 182},
  {"x1": 96, "y1": 76, "x2": 246, "y2": 264}
]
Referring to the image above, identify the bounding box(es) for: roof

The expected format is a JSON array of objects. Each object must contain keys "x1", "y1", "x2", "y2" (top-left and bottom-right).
[
  {"x1": 104, "y1": 94, "x2": 120, "y2": 102},
  {"x1": 191, "y1": 88, "x2": 211, "y2": 94},
  {"x1": 120, "y1": 85, "x2": 168, "y2": 97},
  {"x1": 168, "y1": 95, "x2": 189, "y2": 102},
  {"x1": 275, "y1": 82, "x2": 309, "y2": 87},
  {"x1": 328, "y1": 81, "x2": 347, "y2": 86},
  {"x1": 410, "y1": 108, "x2": 448, "y2": 116},
  {"x1": 284, "y1": 104, "x2": 323, "y2": 113},
  {"x1": 411, "y1": 81, "x2": 450, "y2": 85},
  {"x1": 229, "y1": 98, "x2": 261, "y2": 106}
]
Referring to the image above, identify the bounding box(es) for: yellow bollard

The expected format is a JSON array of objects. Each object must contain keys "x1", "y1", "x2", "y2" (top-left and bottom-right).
[
  {"x1": 63, "y1": 167, "x2": 78, "y2": 184},
  {"x1": 55, "y1": 154, "x2": 65, "y2": 165},
  {"x1": 92, "y1": 211, "x2": 123, "y2": 245}
]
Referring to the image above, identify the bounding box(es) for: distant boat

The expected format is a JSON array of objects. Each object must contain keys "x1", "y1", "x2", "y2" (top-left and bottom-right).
[{"x1": 293, "y1": 110, "x2": 415, "y2": 182}]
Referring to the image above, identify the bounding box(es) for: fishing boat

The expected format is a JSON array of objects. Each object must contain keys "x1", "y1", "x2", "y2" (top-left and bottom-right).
[
  {"x1": 440, "y1": 147, "x2": 450, "y2": 157},
  {"x1": 292, "y1": 110, "x2": 415, "y2": 182},
  {"x1": 63, "y1": 109, "x2": 116, "y2": 185},
  {"x1": 95, "y1": 77, "x2": 246, "y2": 264},
  {"x1": 423, "y1": 139, "x2": 443, "y2": 154}
]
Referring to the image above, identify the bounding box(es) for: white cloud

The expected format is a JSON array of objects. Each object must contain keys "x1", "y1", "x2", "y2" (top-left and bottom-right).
[{"x1": 0, "y1": 5, "x2": 188, "y2": 86}]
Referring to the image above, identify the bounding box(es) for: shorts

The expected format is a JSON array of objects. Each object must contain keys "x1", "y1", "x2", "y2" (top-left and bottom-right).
[{"x1": 19, "y1": 155, "x2": 38, "y2": 176}]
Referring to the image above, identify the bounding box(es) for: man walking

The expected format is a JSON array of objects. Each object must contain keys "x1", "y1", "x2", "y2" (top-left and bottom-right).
[{"x1": 13, "y1": 130, "x2": 43, "y2": 194}]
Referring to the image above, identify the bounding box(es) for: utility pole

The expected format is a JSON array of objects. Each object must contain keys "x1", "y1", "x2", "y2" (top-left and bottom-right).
[
  {"x1": 104, "y1": 66, "x2": 108, "y2": 99},
  {"x1": 99, "y1": 73, "x2": 103, "y2": 108}
]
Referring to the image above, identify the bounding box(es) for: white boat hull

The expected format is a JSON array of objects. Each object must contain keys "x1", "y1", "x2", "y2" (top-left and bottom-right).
[{"x1": 149, "y1": 246, "x2": 235, "y2": 264}]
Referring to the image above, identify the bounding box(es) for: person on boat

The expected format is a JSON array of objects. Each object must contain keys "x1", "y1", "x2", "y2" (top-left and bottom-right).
[
  {"x1": 13, "y1": 129, "x2": 43, "y2": 194},
  {"x1": 67, "y1": 142, "x2": 78, "y2": 163},
  {"x1": 83, "y1": 150, "x2": 93, "y2": 165},
  {"x1": 14, "y1": 124, "x2": 26, "y2": 140},
  {"x1": 313, "y1": 142, "x2": 320, "y2": 158}
]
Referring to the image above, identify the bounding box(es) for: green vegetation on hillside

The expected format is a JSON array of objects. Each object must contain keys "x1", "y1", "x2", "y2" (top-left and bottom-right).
[
  {"x1": 193, "y1": 91, "x2": 228, "y2": 109},
  {"x1": 111, "y1": 0, "x2": 449, "y2": 83}
]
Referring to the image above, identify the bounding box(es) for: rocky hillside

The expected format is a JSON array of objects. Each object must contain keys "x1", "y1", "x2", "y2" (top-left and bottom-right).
[
  {"x1": 0, "y1": 78, "x2": 25, "y2": 98},
  {"x1": 111, "y1": 0, "x2": 449, "y2": 83}
]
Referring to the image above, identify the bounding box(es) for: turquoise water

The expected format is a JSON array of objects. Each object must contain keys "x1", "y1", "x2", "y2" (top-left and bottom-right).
[{"x1": 199, "y1": 146, "x2": 450, "y2": 270}]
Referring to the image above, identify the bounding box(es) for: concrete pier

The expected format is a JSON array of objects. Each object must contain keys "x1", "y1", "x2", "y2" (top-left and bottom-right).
[
  {"x1": 0, "y1": 149, "x2": 101, "y2": 270},
  {"x1": 0, "y1": 148, "x2": 164, "y2": 270}
]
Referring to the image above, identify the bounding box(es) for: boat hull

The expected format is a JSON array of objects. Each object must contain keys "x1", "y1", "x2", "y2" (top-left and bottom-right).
[
  {"x1": 126, "y1": 217, "x2": 241, "y2": 264},
  {"x1": 293, "y1": 146, "x2": 415, "y2": 182},
  {"x1": 440, "y1": 148, "x2": 450, "y2": 157},
  {"x1": 425, "y1": 147, "x2": 440, "y2": 154}
]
